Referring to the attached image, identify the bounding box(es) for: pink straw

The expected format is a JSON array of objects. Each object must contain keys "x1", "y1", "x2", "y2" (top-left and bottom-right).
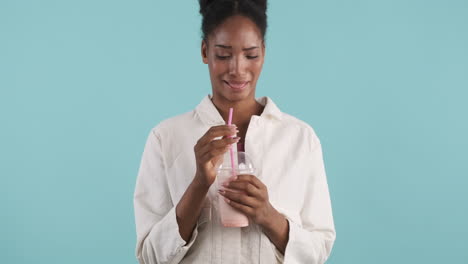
[{"x1": 227, "y1": 108, "x2": 236, "y2": 179}]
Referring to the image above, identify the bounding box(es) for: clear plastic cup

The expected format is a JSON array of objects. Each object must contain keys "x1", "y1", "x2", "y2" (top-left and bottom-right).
[{"x1": 216, "y1": 151, "x2": 256, "y2": 227}]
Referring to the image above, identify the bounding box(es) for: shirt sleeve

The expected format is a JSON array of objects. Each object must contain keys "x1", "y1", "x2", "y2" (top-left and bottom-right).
[
  {"x1": 133, "y1": 128, "x2": 199, "y2": 264},
  {"x1": 281, "y1": 137, "x2": 336, "y2": 264}
]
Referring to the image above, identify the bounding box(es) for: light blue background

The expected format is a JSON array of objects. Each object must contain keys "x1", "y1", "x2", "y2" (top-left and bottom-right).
[{"x1": 1, "y1": 0, "x2": 467, "y2": 263}]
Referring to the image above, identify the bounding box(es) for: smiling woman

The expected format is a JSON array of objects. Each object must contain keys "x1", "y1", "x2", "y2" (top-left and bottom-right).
[
  {"x1": 133, "y1": 0, "x2": 336, "y2": 263},
  {"x1": 202, "y1": 14, "x2": 264, "y2": 102}
]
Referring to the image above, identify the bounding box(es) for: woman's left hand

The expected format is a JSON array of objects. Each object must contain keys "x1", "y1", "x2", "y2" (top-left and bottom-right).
[{"x1": 218, "y1": 174, "x2": 277, "y2": 228}]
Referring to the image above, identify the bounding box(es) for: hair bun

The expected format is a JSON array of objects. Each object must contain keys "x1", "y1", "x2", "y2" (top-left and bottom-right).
[
  {"x1": 248, "y1": 0, "x2": 267, "y2": 12},
  {"x1": 199, "y1": 0, "x2": 268, "y2": 41},
  {"x1": 199, "y1": 0, "x2": 216, "y2": 16},
  {"x1": 199, "y1": 0, "x2": 267, "y2": 16}
]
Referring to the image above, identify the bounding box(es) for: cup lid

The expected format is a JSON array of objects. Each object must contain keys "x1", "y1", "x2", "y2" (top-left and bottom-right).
[{"x1": 217, "y1": 151, "x2": 255, "y2": 174}]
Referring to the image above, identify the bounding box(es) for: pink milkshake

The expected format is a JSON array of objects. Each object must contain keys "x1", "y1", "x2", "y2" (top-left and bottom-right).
[{"x1": 216, "y1": 151, "x2": 256, "y2": 227}]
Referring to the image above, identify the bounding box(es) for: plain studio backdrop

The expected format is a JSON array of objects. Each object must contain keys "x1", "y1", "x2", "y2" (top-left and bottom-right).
[{"x1": 1, "y1": 0, "x2": 467, "y2": 263}]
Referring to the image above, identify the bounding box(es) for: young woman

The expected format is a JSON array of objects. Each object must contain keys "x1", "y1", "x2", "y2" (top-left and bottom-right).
[{"x1": 134, "y1": 0, "x2": 336, "y2": 263}]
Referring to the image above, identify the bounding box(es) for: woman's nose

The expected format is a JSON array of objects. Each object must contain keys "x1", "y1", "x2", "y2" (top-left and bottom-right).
[{"x1": 228, "y1": 56, "x2": 246, "y2": 76}]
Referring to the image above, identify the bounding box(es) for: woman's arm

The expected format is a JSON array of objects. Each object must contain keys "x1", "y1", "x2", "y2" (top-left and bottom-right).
[
  {"x1": 134, "y1": 125, "x2": 238, "y2": 264},
  {"x1": 280, "y1": 140, "x2": 336, "y2": 263},
  {"x1": 220, "y1": 129, "x2": 336, "y2": 263},
  {"x1": 175, "y1": 176, "x2": 210, "y2": 244},
  {"x1": 134, "y1": 129, "x2": 200, "y2": 264},
  {"x1": 177, "y1": 124, "x2": 239, "y2": 242}
]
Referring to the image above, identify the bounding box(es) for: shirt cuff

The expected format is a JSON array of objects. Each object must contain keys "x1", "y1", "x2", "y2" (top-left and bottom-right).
[
  {"x1": 273, "y1": 244, "x2": 285, "y2": 262},
  {"x1": 278, "y1": 213, "x2": 304, "y2": 263},
  {"x1": 170, "y1": 207, "x2": 200, "y2": 259},
  {"x1": 270, "y1": 213, "x2": 295, "y2": 263},
  {"x1": 144, "y1": 207, "x2": 200, "y2": 263}
]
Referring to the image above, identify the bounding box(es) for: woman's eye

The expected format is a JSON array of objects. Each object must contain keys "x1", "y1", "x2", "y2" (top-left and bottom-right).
[
  {"x1": 216, "y1": 55, "x2": 258, "y2": 60},
  {"x1": 216, "y1": 55, "x2": 230, "y2": 60}
]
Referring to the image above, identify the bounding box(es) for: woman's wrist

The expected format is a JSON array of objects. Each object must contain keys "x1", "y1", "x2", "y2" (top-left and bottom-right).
[
  {"x1": 262, "y1": 208, "x2": 283, "y2": 231},
  {"x1": 261, "y1": 209, "x2": 290, "y2": 255},
  {"x1": 193, "y1": 172, "x2": 212, "y2": 191}
]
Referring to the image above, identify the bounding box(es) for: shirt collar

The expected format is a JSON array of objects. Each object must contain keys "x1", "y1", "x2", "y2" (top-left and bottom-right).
[{"x1": 195, "y1": 94, "x2": 283, "y2": 126}]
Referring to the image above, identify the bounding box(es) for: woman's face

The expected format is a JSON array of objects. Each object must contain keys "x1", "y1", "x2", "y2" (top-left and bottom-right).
[{"x1": 202, "y1": 15, "x2": 265, "y2": 103}]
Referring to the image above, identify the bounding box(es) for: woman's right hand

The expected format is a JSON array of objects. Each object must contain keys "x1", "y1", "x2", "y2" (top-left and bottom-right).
[{"x1": 194, "y1": 125, "x2": 240, "y2": 188}]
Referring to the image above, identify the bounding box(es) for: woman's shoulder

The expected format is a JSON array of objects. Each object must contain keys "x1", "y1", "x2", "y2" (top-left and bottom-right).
[
  {"x1": 263, "y1": 96, "x2": 319, "y2": 140},
  {"x1": 277, "y1": 111, "x2": 322, "y2": 149},
  {"x1": 149, "y1": 110, "x2": 198, "y2": 138}
]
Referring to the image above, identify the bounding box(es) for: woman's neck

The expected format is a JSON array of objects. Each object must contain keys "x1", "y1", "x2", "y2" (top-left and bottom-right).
[{"x1": 211, "y1": 95, "x2": 264, "y2": 126}]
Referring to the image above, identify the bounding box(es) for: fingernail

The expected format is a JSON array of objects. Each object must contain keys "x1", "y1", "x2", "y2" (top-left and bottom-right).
[
  {"x1": 224, "y1": 197, "x2": 230, "y2": 203},
  {"x1": 218, "y1": 189, "x2": 225, "y2": 194}
]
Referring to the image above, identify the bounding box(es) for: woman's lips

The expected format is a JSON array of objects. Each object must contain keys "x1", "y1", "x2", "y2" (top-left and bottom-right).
[{"x1": 224, "y1": 81, "x2": 249, "y2": 91}]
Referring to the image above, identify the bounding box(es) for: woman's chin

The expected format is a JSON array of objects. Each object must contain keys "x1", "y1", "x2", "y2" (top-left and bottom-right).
[
  {"x1": 212, "y1": 89, "x2": 253, "y2": 102},
  {"x1": 224, "y1": 90, "x2": 253, "y2": 102}
]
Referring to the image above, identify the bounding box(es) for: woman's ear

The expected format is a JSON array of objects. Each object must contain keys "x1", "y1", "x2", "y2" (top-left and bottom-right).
[
  {"x1": 262, "y1": 40, "x2": 266, "y2": 58},
  {"x1": 201, "y1": 40, "x2": 208, "y2": 64}
]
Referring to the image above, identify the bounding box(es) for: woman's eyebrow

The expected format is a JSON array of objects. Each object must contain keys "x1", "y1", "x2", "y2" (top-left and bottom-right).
[{"x1": 215, "y1": 44, "x2": 259, "y2": 51}]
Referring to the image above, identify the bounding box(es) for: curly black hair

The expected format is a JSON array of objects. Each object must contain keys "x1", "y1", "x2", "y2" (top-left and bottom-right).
[{"x1": 199, "y1": 0, "x2": 268, "y2": 42}]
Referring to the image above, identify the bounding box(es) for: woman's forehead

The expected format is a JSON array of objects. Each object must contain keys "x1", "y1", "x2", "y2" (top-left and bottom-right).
[{"x1": 209, "y1": 16, "x2": 262, "y2": 48}]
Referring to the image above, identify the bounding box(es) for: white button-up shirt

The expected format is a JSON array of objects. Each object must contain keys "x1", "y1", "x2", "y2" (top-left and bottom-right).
[{"x1": 134, "y1": 95, "x2": 336, "y2": 264}]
